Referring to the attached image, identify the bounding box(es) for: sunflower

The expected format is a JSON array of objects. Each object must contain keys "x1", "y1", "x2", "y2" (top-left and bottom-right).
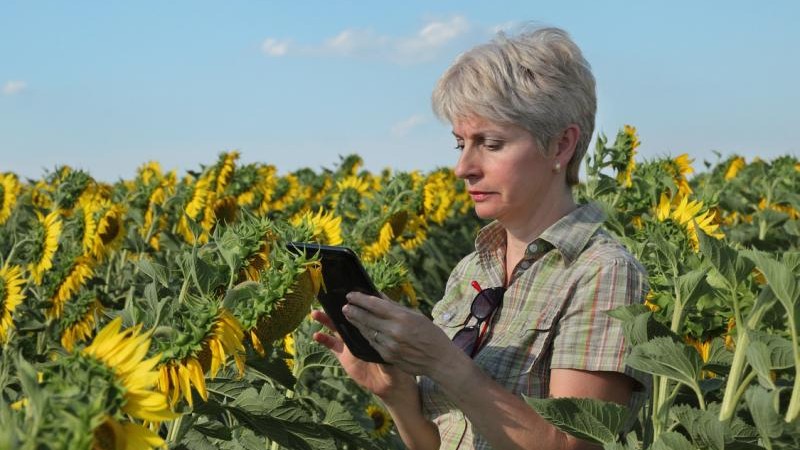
[
  {"x1": 684, "y1": 335, "x2": 714, "y2": 379},
  {"x1": 269, "y1": 174, "x2": 300, "y2": 212},
  {"x1": 332, "y1": 175, "x2": 372, "y2": 211},
  {"x1": 249, "y1": 262, "x2": 324, "y2": 353},
  {"x1": 177, "y1": 173, "x2": 214, "y2": 244},
  {"x1": 28, "y1": 210, "x2": 63, "y2": 285},
  {"x1": 83, "y1": 202, "x2": 126, "y2": 261},
  {"x1": 60, "y1": 294, "x2": 104, "y2": 351},
  {"x1": 92, "y1": 416, "x2": 166, "y2": 450},
  {"x1": 398, "y1": 215, "x2": 428, "y2": 251},
  {"x1": 291, "y1": 209, "x2": 343, "y2": 246},
  {"x1": 643, "y1": 291, "x2": 660, "y2": 312},
  {"x1": 83, "y1": 317, "x2": 178, "y2": 423},
  {"x1": 423, "y1": 172, "x2": 456, "y2": 225},
  {"x1": 0, "y1": 173, "x2": 21, "y2": 225},
  {"x1": 158, "y1": 308, "x2": 245, "y2": 407},
  {"x1": 136, "y1": 161, "x2": 163, "y2": 186},
  {"x1": 723, "y1": 156, "x2": 746, "y2": 181},
  {"x1": 656, "y1": 193, "x2": 724, "y2": 251},
  {"x1": 616, "y1": 125, "x2": 639, "y2": 188},
  {"x1": 82, "y1": 318, "x2": 178, "y2": 450},
  {"x1": 362, "y1": 222, "x2": 394, "y2": 262},
  {"x1": 0, "y1": 265, "x2": 25, "y2": 344},
  {"x1": 215, "y1": 151, "x2": 240, "y2": 195},
  {"x1": 48, "y1": 257, "x2": 94, "y2": 319},
  {"x1": 665, "y1": 154, "x2": 694, "y2": 196},
  {"x1": 366, "y1": 404, "x2": 393, "y2": 437}
]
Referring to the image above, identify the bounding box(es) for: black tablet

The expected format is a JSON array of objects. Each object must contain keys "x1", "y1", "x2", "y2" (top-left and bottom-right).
[{"x1": 286, "y1": 242, "x2": 386, "y2": 364}]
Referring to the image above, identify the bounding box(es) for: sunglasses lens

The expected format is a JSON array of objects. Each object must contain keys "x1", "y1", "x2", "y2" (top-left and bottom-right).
[
  {"x1": 452, "y1": 326, "x2": 479, "y2": 354},
  {"x1": 471, "y1": 287, "x2": 504, "y2": 319}
]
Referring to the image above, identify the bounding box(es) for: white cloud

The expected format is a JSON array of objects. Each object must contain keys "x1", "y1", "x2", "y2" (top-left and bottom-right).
[
  {"x1": 2, "y1": 80, "x2": 27, "y2": 95},
  {"x1": 391, "y1": 114, "x2": 428, "y2": 137},
  {"x1": 261, "y1": 15, "x2": 472, "y2": 64},
  {"x1": 262, "y1": 38, "x2": 290, "y2": 56}
]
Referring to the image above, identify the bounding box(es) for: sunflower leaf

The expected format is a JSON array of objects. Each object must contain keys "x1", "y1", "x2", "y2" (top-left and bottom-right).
[
  {"x1": 524, "y1": 396, "x2": 628, "y2": 445},
  {"x1": 321, "y1": 401, "x2": 383, "y2": 450},
  {"x1": 626, "y1": 337, "x2": 703, "y2": 392}
]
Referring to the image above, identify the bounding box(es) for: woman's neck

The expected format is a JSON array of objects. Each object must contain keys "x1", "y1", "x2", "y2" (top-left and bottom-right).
[{"x1": 501, "y1": 192, "x2": 577, "y2": 283}]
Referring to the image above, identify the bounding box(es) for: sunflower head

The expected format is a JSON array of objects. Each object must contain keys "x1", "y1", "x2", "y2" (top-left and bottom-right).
[
  {"x1": 0, "y1": 265, "x2": 25, "y2": 344},
  {"x1": 27, "y1": 210, "x2": 63, "y2": 285},
  {"x1": 0, "y1": 173, "x2": 22, "y2": 225},
  {"x1": 366, "y1": 404, "x2": 393, "y2": 437}
]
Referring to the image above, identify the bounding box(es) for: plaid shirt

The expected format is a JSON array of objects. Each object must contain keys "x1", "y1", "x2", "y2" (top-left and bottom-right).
[{"x1": 418, "y1": 202, "x2": 649, "y2": 449}]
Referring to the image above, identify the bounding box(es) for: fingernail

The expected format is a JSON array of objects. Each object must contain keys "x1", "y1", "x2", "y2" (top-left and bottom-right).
[{"x1": 342, "y1": 305, "x2": 350, "y2": 315}]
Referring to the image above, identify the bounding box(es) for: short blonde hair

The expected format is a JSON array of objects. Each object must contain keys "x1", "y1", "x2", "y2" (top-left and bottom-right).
[{"x1": 431, "y1": 26, "x2": 596, "y2": 185}]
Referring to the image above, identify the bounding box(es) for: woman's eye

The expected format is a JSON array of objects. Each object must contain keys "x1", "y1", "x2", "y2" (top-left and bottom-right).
[
  {"x1": 454, "y1": 141, "x2": 465, "y2": 151},
  {"x1": 484, "y1": 140, "x2": 503, "y2": 151}
]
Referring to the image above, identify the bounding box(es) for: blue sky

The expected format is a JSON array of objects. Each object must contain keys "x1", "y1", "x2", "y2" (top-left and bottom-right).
[{"x1": 2, "y1": 1, "x2": 798, "y2": 181}]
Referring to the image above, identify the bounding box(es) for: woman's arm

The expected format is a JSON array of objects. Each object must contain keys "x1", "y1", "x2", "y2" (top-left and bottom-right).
[
  {"x1": 431, "y1": 353, "x2": 633, "y2": 450},
  {"x1": 311, "y1": 310, "x2": 440, "y2": 449},
  {"x1": 344, "y1": 293, "x2": 635, "y2": 450}
]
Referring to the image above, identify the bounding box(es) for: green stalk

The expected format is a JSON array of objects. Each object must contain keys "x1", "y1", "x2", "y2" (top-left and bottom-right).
[
  {"x1": 784, "y1": 313, "x2": 800, "y2": 422},
  {"x1": 167, "y1": 416, "x2": 183, "y2": 443},
  {"x1": 732, "y1": 370, "x2": 757, "y2": 409},
  {"x1": 178, "y1": 276, "x2": 190, "y2": 304},
  {"x1": 650, "y1": 377, "x2": 663, "y2": 440},
  {"x1": 719, "y1": 326, "x2": 750, "y2": 422}
]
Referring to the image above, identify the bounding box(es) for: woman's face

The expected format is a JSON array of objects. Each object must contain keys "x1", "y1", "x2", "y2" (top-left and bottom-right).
[{"x1": 452, "y1": 115, "x2": 564, "y2": 225}]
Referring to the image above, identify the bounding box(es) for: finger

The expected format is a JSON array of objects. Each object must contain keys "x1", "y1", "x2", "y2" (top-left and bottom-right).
[
  {"x1": 312, "y1": 331, "x2": 345, "y2": 354},
  {"x1": 346, "y1": 291, "x2": 400, "y2": 319},
  {"x1": 342, "y1": 302, "x2": 388, "y2": 336},
  {"x1": 310, "y1": 309, "x2": 338, "y2": 333}
]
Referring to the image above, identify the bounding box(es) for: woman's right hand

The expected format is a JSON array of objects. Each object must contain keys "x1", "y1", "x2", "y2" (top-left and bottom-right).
[{"x1": 310, "y1": 309, "x2": 416, "y2": 401}]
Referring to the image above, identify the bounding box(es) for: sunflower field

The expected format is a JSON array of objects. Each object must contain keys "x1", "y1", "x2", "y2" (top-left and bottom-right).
[{"x1": 0, "y1": 127, "x2": 799, "y2": 449}]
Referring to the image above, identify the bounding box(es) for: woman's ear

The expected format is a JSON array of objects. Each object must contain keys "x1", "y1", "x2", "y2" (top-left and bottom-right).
[{"x1": 550, "y1": 124, "x2": 580, "y2": 166}]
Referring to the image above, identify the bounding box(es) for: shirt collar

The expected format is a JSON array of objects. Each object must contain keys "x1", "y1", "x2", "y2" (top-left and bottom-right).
[{"x1": 474, "y1": 202, "x2": 606, "y2": 266}]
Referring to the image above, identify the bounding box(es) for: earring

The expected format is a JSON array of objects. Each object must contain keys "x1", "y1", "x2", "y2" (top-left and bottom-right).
[{"x1": 553, "y1": 162, "x2": 561, "y2": 173}]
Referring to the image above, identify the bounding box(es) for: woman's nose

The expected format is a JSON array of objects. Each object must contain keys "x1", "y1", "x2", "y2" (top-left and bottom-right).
[{"x1": 454, "y1": 147, "x2": 479, "y2": 180}]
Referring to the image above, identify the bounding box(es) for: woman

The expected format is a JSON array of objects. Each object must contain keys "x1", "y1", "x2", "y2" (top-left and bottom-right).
[{"x1": 312, "y1": 26, "x2": 648, "y2": 450}]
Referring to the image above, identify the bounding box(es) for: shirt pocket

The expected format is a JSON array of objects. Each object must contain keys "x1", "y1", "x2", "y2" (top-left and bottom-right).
[{"x1": 476, "y1": 303, "x2": 561, "y2": 389}]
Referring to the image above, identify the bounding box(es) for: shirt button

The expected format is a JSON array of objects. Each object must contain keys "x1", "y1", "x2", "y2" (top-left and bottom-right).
[
  {"x1": 442, "y1": 311, "x2": 453, "y2": 323},
  {"x1": 519, "y1": 260, "x2": 532, "y2": 269},
  {"x1": 528, "y1": 243, "x2": 538, "y2": 253}
]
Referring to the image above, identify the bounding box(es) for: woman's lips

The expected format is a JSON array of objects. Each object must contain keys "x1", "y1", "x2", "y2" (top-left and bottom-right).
[{"x1": 468, "y1": 191, "x2": 493, "y2": 202}]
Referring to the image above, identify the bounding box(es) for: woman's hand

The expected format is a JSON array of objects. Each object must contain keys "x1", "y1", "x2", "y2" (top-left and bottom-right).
[
  {"x1": 310, "y1": 309, "x2": 416, "y2": 401},
  {"x1": 341, "y1": 292, "x2": 465, "y2": 380}
]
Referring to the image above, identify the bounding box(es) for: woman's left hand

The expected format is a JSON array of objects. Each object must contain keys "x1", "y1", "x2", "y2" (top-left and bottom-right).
[{"x1": 343, "y1": 292, "x2": 462, "y2": 378}]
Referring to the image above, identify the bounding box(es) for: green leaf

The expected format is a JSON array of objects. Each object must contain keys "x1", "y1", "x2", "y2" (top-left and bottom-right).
[
  {"x1": 321, "y1": 401, "x2": 383, "y2": 450},
  {"x1": 134, "y1": 258, "x2": 168, "y2": 287},
  {"x1": 195, "y1": 420, "x2": 233, "y2": 441},
  {"x1": 606, "y1": 304, "x2": 651, "y2": 322},
  {"x1": 177, "y1": 428, "x2": 220, "y2": 450},
  {"x1": 226, "y1": 387, "x2": 337, "y2": 450},
  {"x1": 741, "y1": 250, "x2": 799, "y2": 316},
  {"x1": 747, "y1": 341, "x2": 777, "y2": 389},
  {"x1": 675, "y1": 268, "x2": 710, "y2": 323},
  {"x1": 244, "y1": 353, "x2": 296, "y2": 391},
  {"x1": 626, "y1": 337, "x2": 703, "y2": 393},
  {"x1": 697, "y1": 229, "x2": 753, "y2": 292},
  {"x1": 650, "y1": 432, "x2": 695, "y2": 450},
  {"x1": 671, "y1": 404, "x2": 725, "y2": 450},
  {"x1": 524, "y1": 396, "x2": 628, "y2": 445},
  {"x1": 745, "y1": 385, "x2": 784, "y2": 440}
]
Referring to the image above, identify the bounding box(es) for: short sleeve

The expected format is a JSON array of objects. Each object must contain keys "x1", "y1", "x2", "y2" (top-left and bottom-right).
[{"x1": 550, "y1": 258, "x2": 648, "y2": 375}]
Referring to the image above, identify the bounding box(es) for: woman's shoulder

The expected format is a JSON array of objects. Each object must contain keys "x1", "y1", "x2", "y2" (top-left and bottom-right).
[{"x1": 576, "y1": 228, "x2": 647, "y2": 276}]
